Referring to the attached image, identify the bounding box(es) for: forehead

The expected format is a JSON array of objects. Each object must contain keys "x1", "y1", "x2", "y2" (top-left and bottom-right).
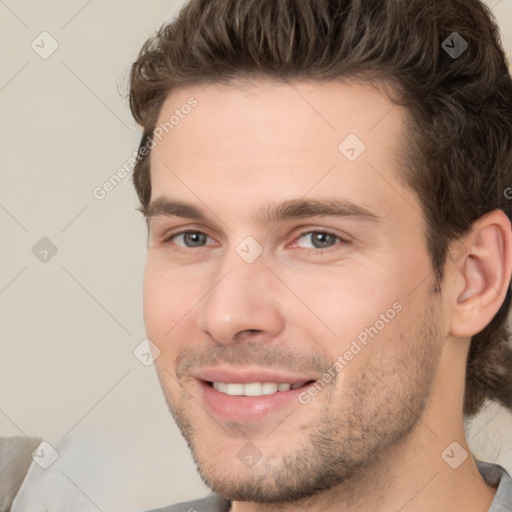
[
  {"x1": 152, "y1": 77, "x2": 403, "y2": 160},
  {"x1": 149, "y1": 78, "x2": 416, "y2": 222}
]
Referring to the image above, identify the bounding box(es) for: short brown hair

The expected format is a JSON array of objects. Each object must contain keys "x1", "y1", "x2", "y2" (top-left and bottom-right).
[{"x1": 129, "y1": 0, "x2": 512, "y2": 417}]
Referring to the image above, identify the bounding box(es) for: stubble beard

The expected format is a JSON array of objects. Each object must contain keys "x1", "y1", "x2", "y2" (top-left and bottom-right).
[{"x1": 163, "y1": 301, "x2": 443, "y2": 504}]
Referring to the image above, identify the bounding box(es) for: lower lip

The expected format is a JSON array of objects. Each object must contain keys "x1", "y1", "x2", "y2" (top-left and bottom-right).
[{"x1": 197, "y1": 380, "x2": 315, "y2": 422}]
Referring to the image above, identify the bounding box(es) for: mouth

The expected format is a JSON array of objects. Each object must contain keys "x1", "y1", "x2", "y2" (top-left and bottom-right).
[{"x1": 191, "y1": 369, "x2": 319, "y2": 422}]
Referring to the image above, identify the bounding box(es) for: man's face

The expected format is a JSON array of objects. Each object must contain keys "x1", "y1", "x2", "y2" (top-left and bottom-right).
[{"x1": 143, "y1": 79, "x2": 446, "y2": 502}]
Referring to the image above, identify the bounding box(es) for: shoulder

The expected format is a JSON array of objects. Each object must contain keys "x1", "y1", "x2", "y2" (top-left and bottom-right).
[{"x1": 476, "y1": 459, "x2": 512, "y2": 511}]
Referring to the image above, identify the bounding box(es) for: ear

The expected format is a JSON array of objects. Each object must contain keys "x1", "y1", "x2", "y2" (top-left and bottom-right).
[{"x1": 449, "y1": 209, "x2": 512, "y2": 338}]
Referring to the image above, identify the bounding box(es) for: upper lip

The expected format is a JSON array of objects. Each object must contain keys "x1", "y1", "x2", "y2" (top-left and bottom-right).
[{"x1": 191, "y1": 367, "x2": 318, "y2": 384}]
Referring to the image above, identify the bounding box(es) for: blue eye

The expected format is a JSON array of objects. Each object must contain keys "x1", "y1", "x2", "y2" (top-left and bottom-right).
[
  {"x1": 165, "y1": 230, "x2": 212, "y2": 248},
  {"x1": 162, "y1": 228, "x2": 350, "y2": 256},
  {"x1": 295, "y1": 230, "x2": 342, "y2": 250}
]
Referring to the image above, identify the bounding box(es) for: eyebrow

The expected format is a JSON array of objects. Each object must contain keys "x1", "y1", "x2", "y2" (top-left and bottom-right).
[{"x1": 144, "y1": 197, "x2": 380, "y2": 226}]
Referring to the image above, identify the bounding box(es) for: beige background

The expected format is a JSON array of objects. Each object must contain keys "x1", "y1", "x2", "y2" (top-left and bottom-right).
[{"x1": 0, "y1": 1, "x2": 511, "y2": 511}]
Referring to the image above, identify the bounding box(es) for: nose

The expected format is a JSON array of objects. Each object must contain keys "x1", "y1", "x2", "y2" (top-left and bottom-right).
[{"x1": 196, "y1": 250, "x2": 285, "y2": 346}]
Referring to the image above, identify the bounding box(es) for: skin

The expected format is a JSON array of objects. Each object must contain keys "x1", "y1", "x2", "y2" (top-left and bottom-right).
[{"x1": 142, "y1": 78, "x2": 512, "y2": 511}]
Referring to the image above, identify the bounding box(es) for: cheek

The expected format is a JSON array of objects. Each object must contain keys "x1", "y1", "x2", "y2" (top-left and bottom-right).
[
  {"x1": 143, "y1": 273, "x2": 183, "y2": 390},
  {"x1": 142, "y1": 260, "x2": 190, "y2": 342},
  {"x1": 142, "y1": 258, "x2": 211, "y2": 374},
  {"x1": 294, "y1": 271, "x2": 405, "y2": 351},
  {"x1": 143, "y1": 272, "x2": 167, "y2": 338},
  {"x1": 304, "y1": 272, "x2": 431, "y2": 390}
]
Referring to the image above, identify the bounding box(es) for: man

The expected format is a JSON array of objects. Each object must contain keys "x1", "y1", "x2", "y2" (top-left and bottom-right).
[{"x1": 129, "y1": 0, "x2": 512, "y2": 510}]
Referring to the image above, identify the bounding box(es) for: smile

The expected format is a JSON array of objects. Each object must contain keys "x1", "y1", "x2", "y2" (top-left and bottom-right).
[{"x1": 210, "y1": 381, "x2": 311, "y2": 396}]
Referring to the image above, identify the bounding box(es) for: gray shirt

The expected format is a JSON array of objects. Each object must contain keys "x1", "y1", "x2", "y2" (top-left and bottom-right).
[
  {"x1": 0, "y1": 436, "x2": 42, "y2": 512},
  {"x1": 148, "y1": 459, "x2": 512, "y2": 512}
]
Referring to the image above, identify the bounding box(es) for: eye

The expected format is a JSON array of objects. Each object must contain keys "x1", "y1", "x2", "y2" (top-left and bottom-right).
[
  {"x1": 160, "y1": 228, "x2": 350, "y2": 255},
  {"x1": 164, "y1": 230, "x2": 214, "y2": 248},
  {"x1": 292, "y1": 230, "x2": 349, "y2": 252}
]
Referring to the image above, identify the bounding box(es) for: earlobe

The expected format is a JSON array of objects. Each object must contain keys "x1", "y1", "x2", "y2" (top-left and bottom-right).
[{"x1": 450, "y1": 210, "x2": 512, "y2": 338}]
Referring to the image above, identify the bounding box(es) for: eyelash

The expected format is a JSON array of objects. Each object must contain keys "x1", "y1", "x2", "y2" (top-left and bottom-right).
[{"x1": 161, "y1": 229, "x2": 350, "y2": 256}]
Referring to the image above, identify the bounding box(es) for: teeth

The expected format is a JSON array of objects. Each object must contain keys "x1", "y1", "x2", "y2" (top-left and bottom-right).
[
  {"x1": 226, "y1": 383, "x2": 244, "y2": 396},
  {"x1": 211, "y1": 381, "x2": 304, "y2": 396},
  {"x1": 262, "y1": 383, "x2": 279, "y2": 394},
  {"x1": 213, "y1": 382, "x2": 227, "y2": 393},
  {"x1": 243, "y1": 383, "x2": 262, "y2": 396}
]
